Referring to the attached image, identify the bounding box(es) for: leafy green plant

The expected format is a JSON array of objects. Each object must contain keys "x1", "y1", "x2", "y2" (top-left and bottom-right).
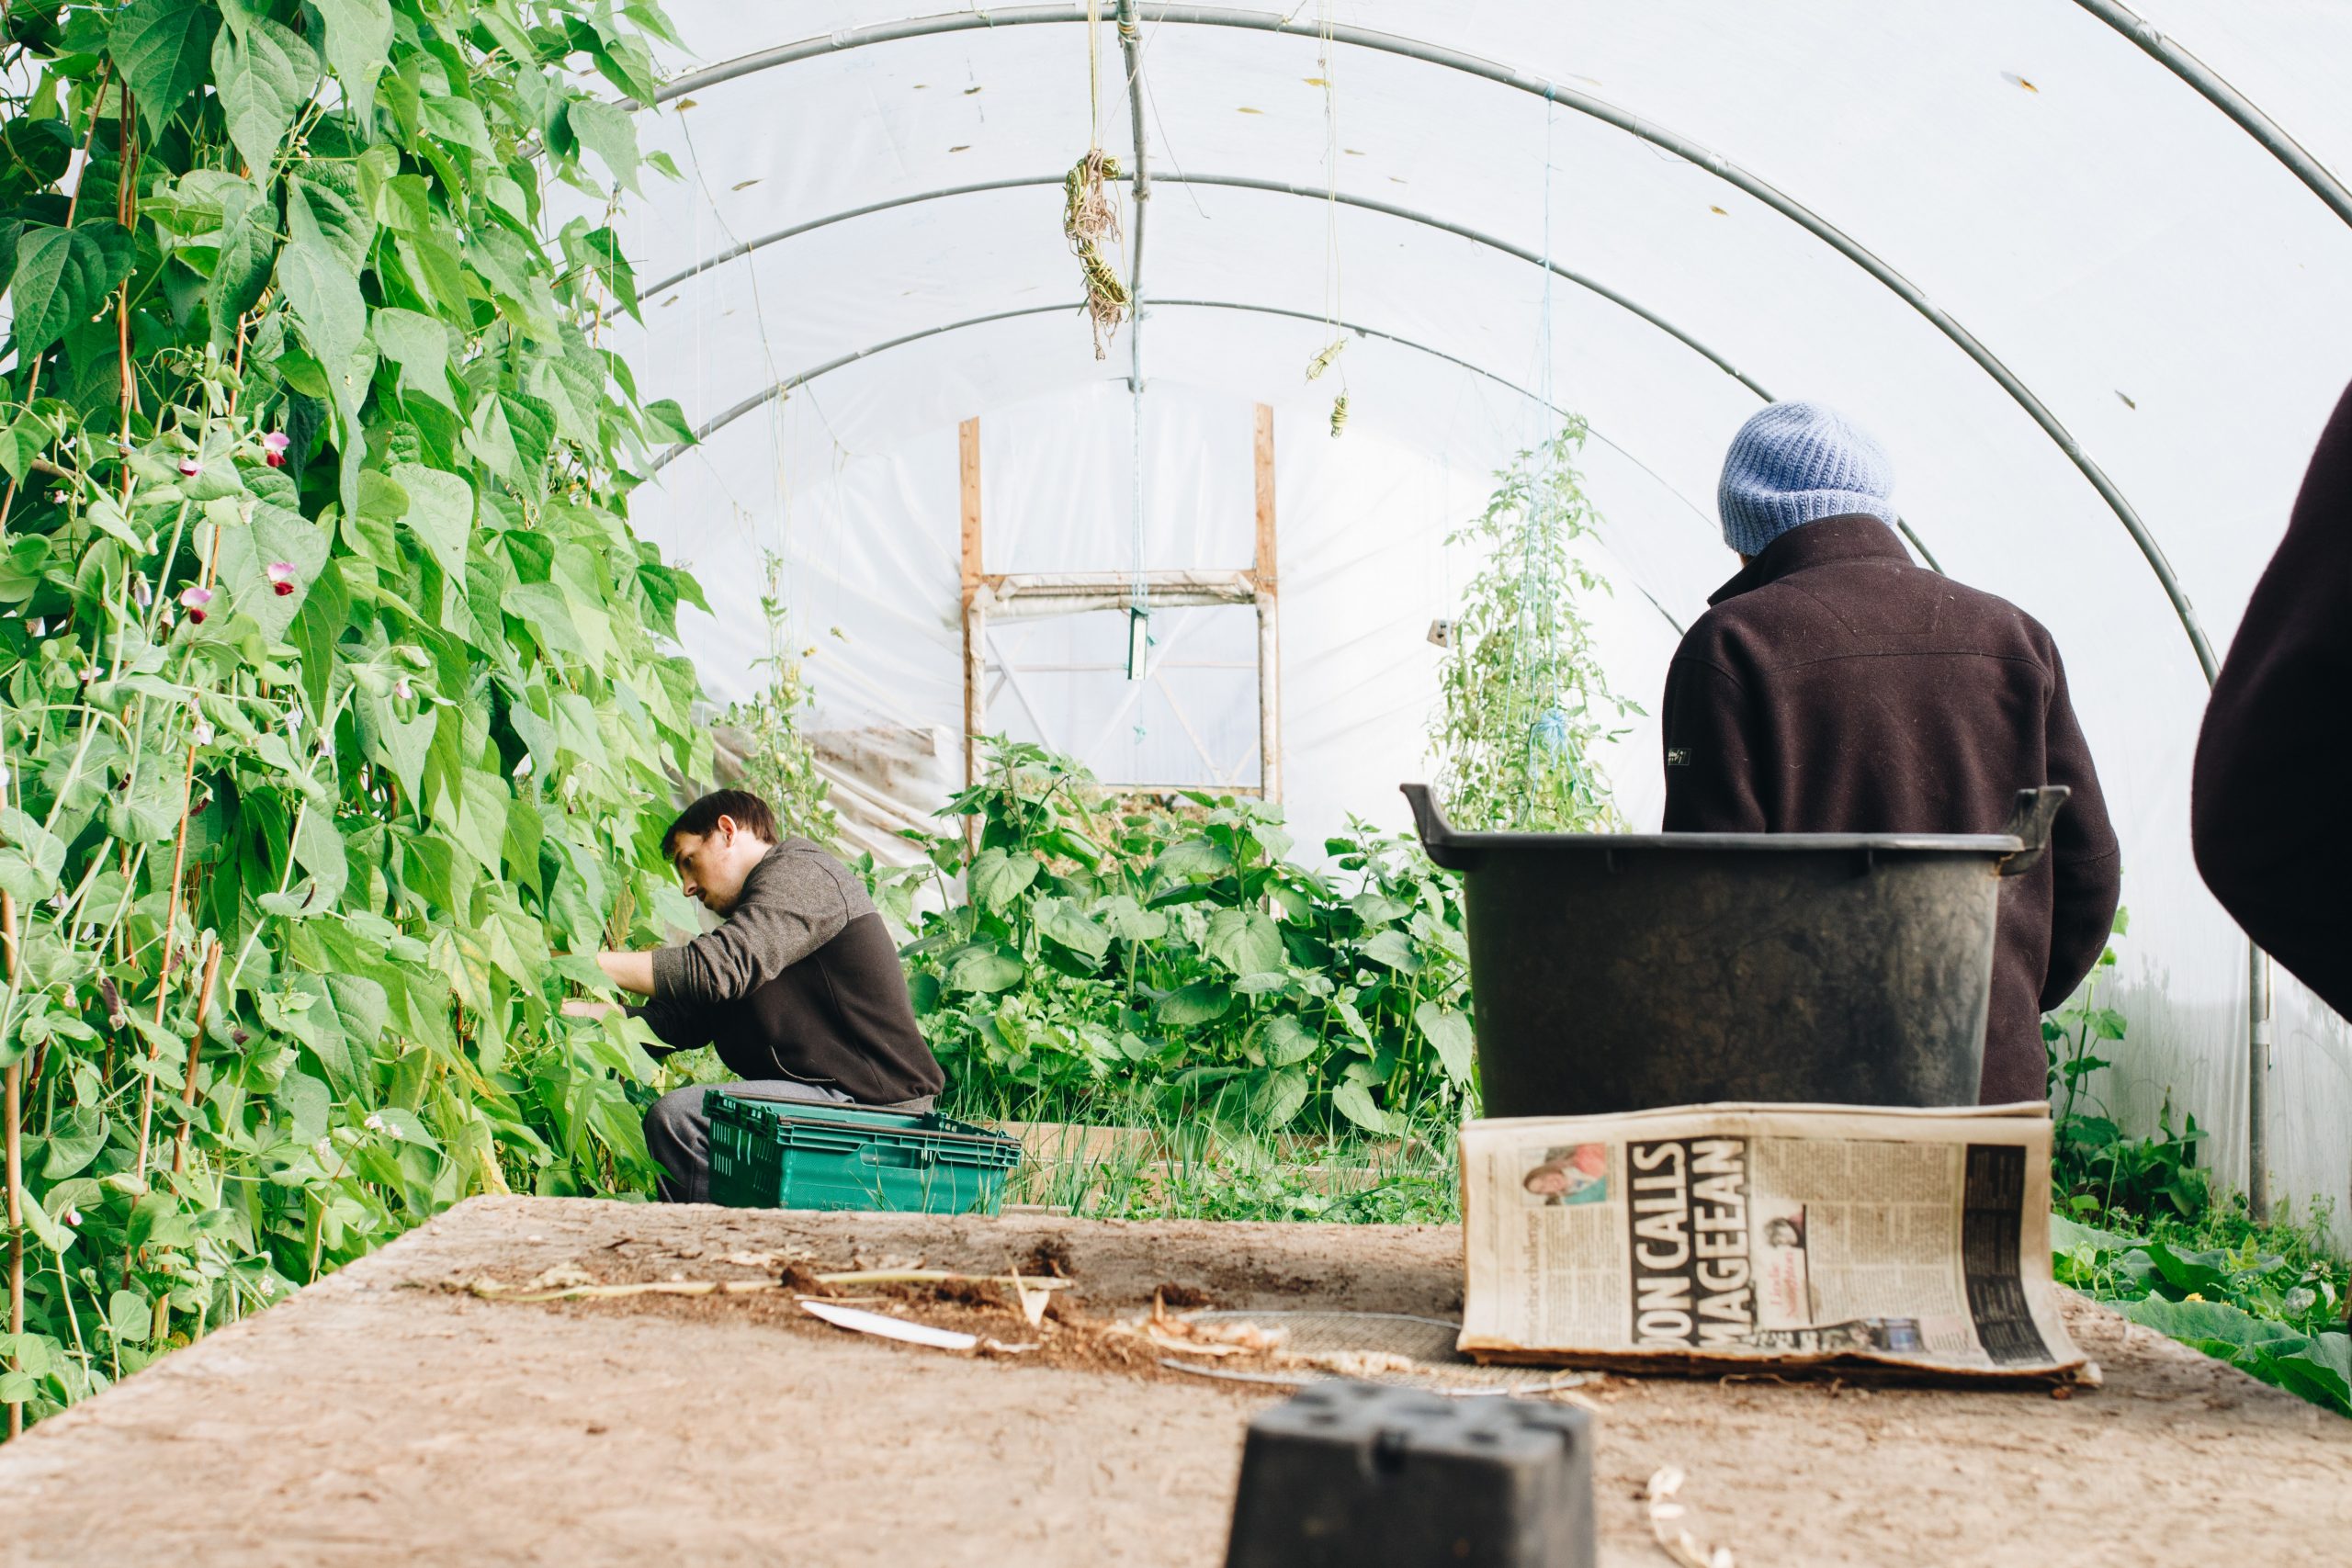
[
  {"x1": 890, "y1": 739, "x2": 1477, "y2": 1137},
  {"x1": 2044, "y1": 910, "x2": 2349, "y2": 1417},
  {"x1": 2043, "y1": 909, "x2": 2213, "y2": 1219},
  {"x1": 1430, "y1": 418, "x2": 1635, "y2": 830},
  {"x1": 2054, "y1": 1213, "x2": 2348, "y2": 1416},
  {"x1": 715, "y1": 548, "x2": 837, "y2": 848},
  {"x1": 0, "y1": 0, "x2": 705, "y2": 1428}
]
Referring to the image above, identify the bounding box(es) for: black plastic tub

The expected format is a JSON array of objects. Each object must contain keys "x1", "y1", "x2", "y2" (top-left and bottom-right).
[{"x1": 1401, "y1": 784, "x2": 2068, "y2": 1117}]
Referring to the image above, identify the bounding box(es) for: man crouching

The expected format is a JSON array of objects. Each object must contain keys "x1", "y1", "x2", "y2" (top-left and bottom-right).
[{"x1": 569, "y1": 788, "x2": 943, "y2": 1201}]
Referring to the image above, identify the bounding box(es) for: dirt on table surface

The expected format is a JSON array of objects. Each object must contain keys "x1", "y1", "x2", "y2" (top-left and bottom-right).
[{"x1": 2, "y1": 1196, "x2": 2348, "y2": 1568}]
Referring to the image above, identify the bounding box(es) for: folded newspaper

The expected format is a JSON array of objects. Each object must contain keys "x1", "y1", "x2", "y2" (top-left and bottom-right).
[{"x1": 1459, "y1": 1101, "x2": 2091, "y2": 1382}]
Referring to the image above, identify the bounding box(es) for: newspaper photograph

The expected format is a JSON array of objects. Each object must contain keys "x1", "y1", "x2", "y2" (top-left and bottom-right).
[{"x1": 1459, "y1": 1101, "x2": 2089, "y2": 1381}]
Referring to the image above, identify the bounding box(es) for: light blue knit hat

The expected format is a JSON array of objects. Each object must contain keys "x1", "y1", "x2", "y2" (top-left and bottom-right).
[{"x1": 1716, "y1": 401, "x2": 1897, "y2": 557}]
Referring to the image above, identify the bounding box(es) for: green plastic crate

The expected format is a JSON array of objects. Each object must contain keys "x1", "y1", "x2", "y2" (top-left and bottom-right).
[{"x1": 705, "y1": 1093, "x2": 1023, "y2": 1214}]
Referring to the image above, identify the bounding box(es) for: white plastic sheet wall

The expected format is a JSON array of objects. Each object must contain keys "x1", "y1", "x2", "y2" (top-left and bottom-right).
[{"x1": 588, "y1": 1, "x2": 2352, "y2": 1235}]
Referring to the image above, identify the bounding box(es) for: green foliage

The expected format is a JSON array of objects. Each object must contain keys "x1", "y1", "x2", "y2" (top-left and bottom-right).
[
  {"x1": 1086, "y1": 1144, "x2": 1460, "y2": 1226},
  {"x1": 0, "y1": 0, "x2": 705, "y2": 1427},
  {"x1": 957, "y1": 1085, "x2": 1464, "y2": 1226},
  {"x1": 2054, "y1": 1215, "x2": 2348, "y2": 1416},
  {"x1": 2044, "y1": 912, "x2": 2349, "y2": 1417},
  {"x1": 1430, "y1": 418, "x2": 1635, "y2": 830},
  {"x1": 891, "y1": 739, "x2": 1477, "y2": 1137},
  {"x1": 2044, "y1": 909, "x2": 2215, "y2": 1220},
  {"x1": 717, "y1": 550, "x2": 838, "y2": 848}
]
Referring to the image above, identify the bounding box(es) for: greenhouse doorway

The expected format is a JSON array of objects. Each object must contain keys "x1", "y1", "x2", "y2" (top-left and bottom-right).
[{"x1": 957, "y1": 407, "x2": 1283, "y2": 802}]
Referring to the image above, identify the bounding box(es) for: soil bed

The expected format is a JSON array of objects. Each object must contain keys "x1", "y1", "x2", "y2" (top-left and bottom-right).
[{"x1": 1, "y1": 1195, "x2": 2346, "y2": 1567}]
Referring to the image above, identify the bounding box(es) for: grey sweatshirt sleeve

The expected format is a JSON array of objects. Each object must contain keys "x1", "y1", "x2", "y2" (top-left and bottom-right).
[{"x1": 649, "y1": 846, "x2": 856, "y2": 1006}]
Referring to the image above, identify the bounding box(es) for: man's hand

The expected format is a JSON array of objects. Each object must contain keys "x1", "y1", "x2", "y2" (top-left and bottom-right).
[
  {"x1": 595, "y1": 950, "x2": 658, "y2": 997},
  {"x1": 560, "y1": 999, "x2": 620, "y2": 1021}
]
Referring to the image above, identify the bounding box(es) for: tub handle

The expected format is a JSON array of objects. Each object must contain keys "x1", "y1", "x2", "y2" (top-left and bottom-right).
[
  {"x1": 1996, "y1": 785, "x2": 2071, "y2": 876},
  {"x1": 1399, "y1": 784, "x2": 1478, "y2": 870}
]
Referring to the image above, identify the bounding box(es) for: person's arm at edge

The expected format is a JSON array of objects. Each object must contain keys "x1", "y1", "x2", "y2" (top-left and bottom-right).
[
  {"x1": 594, "y1": 950, "x2": 657, "y2": 996},
  {"x1": 2192, "y1": 378, "x2": 2352, "y2": 1018},
  {"x1": 557, "y1": 951, "x2": 657, "y2": 1012}
]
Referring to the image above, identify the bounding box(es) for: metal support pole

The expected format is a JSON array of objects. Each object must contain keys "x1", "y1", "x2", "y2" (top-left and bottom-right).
[
  {"x1": 2247, "y1": 943, "x2": 2272, "y2": 1222},
  {"x1": 1116, "y1": 0, "x2": 1150, "y2": 386}
]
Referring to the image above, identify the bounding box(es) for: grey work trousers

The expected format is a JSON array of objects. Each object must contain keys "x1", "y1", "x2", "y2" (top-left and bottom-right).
[{"x1": 643, "y1": 1080, "x2": 938, "y2": 1203}]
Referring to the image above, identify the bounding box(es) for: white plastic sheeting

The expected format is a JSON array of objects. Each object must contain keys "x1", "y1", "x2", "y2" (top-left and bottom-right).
[{"x1": 587, "y1": 2, "x2": 2352, "y2": 1232}]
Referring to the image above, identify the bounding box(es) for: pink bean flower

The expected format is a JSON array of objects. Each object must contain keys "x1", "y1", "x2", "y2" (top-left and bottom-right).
[
  {"x1": 177, "y1": 457, "x2": 202, "y2": 479},
  {"x1": 180, "y1": 586, "x2": 213, "y2": 625},
  {"x1": 261, "y1": 431, "x2": 290, "y2": 468},
  {"x1": 267, "y1": 560, "x2": 298, "y2": 597}
]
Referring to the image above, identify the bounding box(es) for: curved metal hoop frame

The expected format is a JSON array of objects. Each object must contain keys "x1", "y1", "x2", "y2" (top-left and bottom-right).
[
  {"x1": 2070, "y1": 0, "x2": 2352, "y2": 231},
  {"x1": 636, "y1": 172, "x2": 1769, "y2": 398},
  {"x1": 646, "y1": 3, "x2": 2222, "y2": 677},
  {"x1": 644, "y1": 198, "x2": 1944, "y2": 570},
  {"x1": 650, "y1": 294, "x2": 1713, "y2": 631}
]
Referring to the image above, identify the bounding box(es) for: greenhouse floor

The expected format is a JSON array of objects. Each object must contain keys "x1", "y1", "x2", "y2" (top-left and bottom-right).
[{"x1": 1, "y1": 1198, "x2": 2346, "y2": 1567}]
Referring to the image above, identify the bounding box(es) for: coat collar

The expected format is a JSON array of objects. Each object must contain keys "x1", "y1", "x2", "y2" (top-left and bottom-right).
[{"x1": 1707, "y1": 514, "x2": 1914, "y2": 605}]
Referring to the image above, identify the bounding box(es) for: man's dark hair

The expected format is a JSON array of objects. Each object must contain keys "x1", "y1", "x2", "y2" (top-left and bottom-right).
[{"x1": 662, "y1": 789, "x2": 780, "y2": 859}]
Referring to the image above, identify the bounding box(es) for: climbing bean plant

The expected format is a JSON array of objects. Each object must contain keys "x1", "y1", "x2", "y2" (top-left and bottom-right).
[
  {"x1": 0, "y1": 0, "x2": 707, "y2": 1427},
  {"x1": 1430, "y1": 418, "x2": 1636, "y2": 831}
]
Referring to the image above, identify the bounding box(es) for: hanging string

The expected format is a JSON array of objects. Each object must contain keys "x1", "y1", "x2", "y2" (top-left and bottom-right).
[
  {"x1": 1517, "y1": 86, "x2": 1566, "y2": 821},
  {"x1": 1519, "y1": 85, "x2": 1595, "y2": 818},
  {"x1": 1306, "y1": 0, "x2": 1349, "y2": 434}
]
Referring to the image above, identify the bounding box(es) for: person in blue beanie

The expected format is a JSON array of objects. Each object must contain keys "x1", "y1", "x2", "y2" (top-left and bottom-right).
[{"x1": 1660, "y1": 401, "x2": 2120, "y2": 1105}]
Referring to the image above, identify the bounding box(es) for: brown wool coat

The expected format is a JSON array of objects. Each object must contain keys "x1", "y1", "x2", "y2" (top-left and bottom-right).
[
  {"x1": 1660, "y1": 515, "x2": 2121, "y2": 1103},
  {"x1": 2193, "y1": 378, "x2": 2352, "y2": 1021}
]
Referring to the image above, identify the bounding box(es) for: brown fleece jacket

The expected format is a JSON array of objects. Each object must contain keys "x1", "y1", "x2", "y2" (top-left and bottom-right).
[
  {"x1": 634, "y1": 840, "x2": 943, "y2": 1105},
  {"x1": 1660, "y1": 515, "x2": 2121, "y2": 1104}
]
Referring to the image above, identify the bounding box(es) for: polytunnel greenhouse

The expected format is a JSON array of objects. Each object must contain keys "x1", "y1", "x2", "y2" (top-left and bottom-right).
[
  {"x1": 618, "y1": 0, "x2": 2351, "y2": 1232},
  {"x1": 1, "y1": 0, "x2": 2347, "y2": 1559}
]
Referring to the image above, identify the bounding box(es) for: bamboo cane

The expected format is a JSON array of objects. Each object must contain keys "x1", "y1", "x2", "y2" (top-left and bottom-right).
[
  {"x1": 5, "y1": 890, "x2": 24, "y2": 1439},
  {"x1": 130, "y1": 515, "x2": 225, "y2": 1188},
  {"x1": 130, "y1": 733, "x2": 200, "y2": 1184},
  {"x1": 152, "y1": 944, "x2": 224, "y2": 1346},
  {"x1": 168, "y1": 942, "x2": 223, "y2": 1179}
]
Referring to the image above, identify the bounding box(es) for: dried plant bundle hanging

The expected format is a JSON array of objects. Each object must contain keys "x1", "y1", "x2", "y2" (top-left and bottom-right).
[{"x1": 1064, "y1": 149, "x2": 1129, "y2": 358}]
